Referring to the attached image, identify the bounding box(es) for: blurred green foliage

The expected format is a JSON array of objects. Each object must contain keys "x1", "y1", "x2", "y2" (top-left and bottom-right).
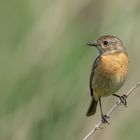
[{"x1": 0, "y1": 0, "x2": 140, "y2": 140}]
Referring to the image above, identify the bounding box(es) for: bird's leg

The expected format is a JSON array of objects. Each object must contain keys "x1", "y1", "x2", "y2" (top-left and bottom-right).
[
  {"x1": 99, "y1": 97, "x2": 110, "y2": 124},
  {"x1": 112, "y1": 94, "x2": 127, "y2": 106}
]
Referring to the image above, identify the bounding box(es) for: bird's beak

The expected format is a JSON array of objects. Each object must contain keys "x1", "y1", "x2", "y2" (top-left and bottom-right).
[{"x1": 86, "y1": 42, "x2": 99, "y2": 47}]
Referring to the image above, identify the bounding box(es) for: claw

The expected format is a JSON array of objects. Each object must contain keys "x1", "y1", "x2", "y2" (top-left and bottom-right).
[
  {"x1": 101, "y1": 114, "x2": 110, "y2": 124},
  {"x1": 113, "y1": 94, "x2": 128, "y2": 107},
  {"x1": 119, "y1": 95, "x2": 127, "y2": 106}
]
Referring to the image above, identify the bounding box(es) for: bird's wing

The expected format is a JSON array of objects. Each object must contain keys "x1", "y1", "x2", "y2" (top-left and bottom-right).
[{"x1": 89, "y1": 56, "x2": 100, "y2": 97}]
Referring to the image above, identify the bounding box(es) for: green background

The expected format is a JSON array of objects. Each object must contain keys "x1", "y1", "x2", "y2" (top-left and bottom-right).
[{"x1": 0, "y1": 0, "x2": 140, "y2": 140}]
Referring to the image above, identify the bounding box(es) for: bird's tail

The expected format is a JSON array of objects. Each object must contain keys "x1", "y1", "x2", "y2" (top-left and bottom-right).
[{"x1": 86, "y1": 97, "x2": 98, "y2": 116}]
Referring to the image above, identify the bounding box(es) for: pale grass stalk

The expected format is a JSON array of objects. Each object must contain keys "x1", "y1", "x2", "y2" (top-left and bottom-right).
[{"x1": 83, "y1": 82, "x2": 140, "y2": 140}]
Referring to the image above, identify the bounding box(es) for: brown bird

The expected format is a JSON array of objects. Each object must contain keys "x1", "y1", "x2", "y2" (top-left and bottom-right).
[{"x1": 86, "y1": 35, "x2": 128, "y2": 123}]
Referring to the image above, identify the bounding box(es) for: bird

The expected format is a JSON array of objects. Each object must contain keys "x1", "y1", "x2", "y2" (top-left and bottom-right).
[{"x1": 86, "y1": 35, "x2": 128, "y2": 124}]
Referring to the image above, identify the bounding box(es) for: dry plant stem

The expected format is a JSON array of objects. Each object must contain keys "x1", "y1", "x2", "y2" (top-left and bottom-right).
[{"x1": 83, "y1": 82, "x2": 140, "y2": 140}]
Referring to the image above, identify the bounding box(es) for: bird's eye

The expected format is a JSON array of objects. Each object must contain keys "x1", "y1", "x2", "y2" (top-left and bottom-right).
[{"x1": 103, "y1": 41, "x2": 109, "y2": 45}]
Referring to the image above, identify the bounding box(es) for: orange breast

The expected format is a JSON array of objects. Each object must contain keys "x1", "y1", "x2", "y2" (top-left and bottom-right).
[
  {"x1": 100, "y1": 53, "x2": 128, "y2": 77},
  {"x1": 92, "y1": 53, "x2": 128, "y2": 97}
]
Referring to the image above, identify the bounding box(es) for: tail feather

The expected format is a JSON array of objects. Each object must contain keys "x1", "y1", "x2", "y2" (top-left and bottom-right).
[{"x1": 86, "y1": 97, "x2": 98, "y2": 116}]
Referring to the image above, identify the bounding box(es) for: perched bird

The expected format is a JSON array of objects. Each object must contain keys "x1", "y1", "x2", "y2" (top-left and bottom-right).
[{"x1": 86, "y1": 35, "x2": 128, "y2": 123}]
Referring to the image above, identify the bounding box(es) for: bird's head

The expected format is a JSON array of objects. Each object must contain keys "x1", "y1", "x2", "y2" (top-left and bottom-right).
[{"x1": 87, "y1": 35, "x2": 126, "y2": 55}]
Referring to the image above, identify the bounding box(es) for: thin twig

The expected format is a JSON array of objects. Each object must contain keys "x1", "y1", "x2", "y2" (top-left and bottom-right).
[{"x1": 83, "y1": 82, "x2": 140, "y2": 140}]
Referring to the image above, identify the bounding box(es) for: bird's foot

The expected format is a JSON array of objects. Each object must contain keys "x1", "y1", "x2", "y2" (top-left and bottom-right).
[
  {"x1": 119, "y1": 94, "x2": 127, "y2": 106},
  {"x1": 101, "y1": 114, "x2": 110, "y2": 124},
  {"x1": 113, "y1": 94, "x2": 128, "y2": 107}
]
